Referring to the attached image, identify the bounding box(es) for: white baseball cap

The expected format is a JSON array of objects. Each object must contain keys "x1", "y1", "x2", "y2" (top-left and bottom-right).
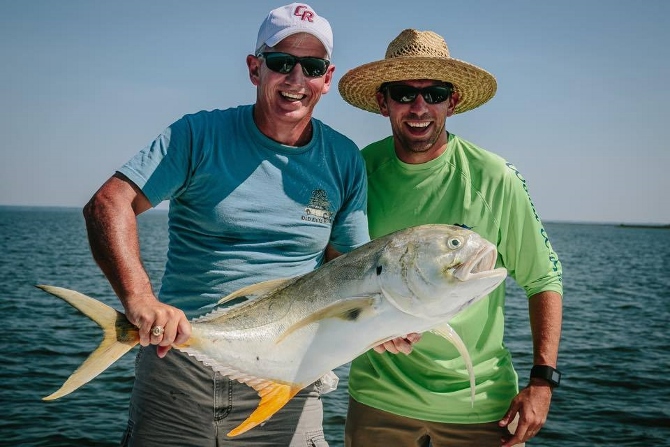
[{"x1": 255, "y1": 3, "x2": 333, "y2": 59}]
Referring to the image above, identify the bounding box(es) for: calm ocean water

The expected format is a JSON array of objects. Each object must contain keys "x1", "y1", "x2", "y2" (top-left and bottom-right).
[{"x1": 1, "y1": 206, "x2": 669, "y2": 446}]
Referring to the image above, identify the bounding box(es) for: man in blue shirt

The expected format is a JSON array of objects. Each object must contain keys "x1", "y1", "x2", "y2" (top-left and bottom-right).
[{"x1": 83, "y1": 3, "x2": 369, "y2": 446}]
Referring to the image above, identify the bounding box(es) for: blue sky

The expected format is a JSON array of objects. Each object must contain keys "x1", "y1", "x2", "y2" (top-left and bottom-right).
[{"x1": 1, "y1": 0, "x2": 668, "y2": 224}]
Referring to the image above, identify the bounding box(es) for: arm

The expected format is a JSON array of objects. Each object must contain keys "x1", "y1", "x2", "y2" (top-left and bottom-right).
[
  {"x1": 83, "y1": 173, "x2": 191, "y2": 357},
  {"x1": 499, "y1": 290, "x2": 563, "y2": 446},
  {"x1": 324, "y1": 244, "x2": 342, "y2": 262}
]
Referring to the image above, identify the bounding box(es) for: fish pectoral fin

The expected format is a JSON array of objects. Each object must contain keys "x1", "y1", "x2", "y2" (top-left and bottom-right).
[
  {"x1": 216, "y1": 277, "x2": 297, "y2": 305},
  {"x1": 227, "y1": 381, "x2": 303, "y2": 437},
  {"x1": 431, "y1": 324, "x2": 476, "y2": 407},
  {"x1": 275, "y1": 296, "x2": 378, "y2": 344}
]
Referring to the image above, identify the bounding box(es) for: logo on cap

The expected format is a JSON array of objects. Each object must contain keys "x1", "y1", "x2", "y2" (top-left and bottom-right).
[
  {"x1": 255, "y1": 3, "x2": 333, "y2": 59},
  {"x1": 294, "y1": 5, "x2": 315, "y2": 22}
]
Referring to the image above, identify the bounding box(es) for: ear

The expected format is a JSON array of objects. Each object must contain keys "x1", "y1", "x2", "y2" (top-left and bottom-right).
[
  {"x1": 446, "y1": 91, "x2": 460, "y2": 117},
  {"x1": 318, "y1": 64, "x2": 335, "y2": 94},
  {"x1": 376, "y1": 91, "x2": 390, "y2": 117},
  {"x1": 247, "y1": 54, "x2": 261, "y2": 86}
]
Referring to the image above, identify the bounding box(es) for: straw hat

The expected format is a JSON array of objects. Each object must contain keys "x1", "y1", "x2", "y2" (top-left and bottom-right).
[{"x1": 338, "y1": 29, "x2": 497, "y2": 114}]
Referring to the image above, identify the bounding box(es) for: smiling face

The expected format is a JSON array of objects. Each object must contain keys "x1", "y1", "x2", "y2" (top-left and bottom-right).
[
  {"x1": 247, "y1": 33, "x2": 334, "y2": 145},
  {"x1": 376, "y1": 79, "x2": 460, "y2": 164}
]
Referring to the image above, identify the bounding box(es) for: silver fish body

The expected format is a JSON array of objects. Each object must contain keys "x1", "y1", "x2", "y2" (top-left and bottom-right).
[
  {"x1": 39, "y1": 224, "x2": 507, "y2": 436},
  {"x1": 185, "y1": 224, "x2": 506, "y2": 384}
]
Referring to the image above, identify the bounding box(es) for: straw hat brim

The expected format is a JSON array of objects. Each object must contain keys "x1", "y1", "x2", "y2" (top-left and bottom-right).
[{"x1": 338, "y1": 56, "x2": 497, "y2": 114}]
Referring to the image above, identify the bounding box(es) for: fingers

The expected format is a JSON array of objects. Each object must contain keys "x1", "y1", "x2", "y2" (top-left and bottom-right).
[
  {"x1": 499, "y1": 402, "x2": 545, "y2": 447},
  {"x1": 498, "y1": 404, "x2": 517, "y2": 428},
  {"x1": 390, "y1": 337, "x2": 413, "y2": 355},
  {"x1": 372, "y1": 344, "x2": 387, "y2": 354},
  {"x1": 405, "y1": 332, "x2": 422, "y2": 344},
  {"x1": 131, "y1": 303, "x2": 190, "y2": 354},
  {"x1": 175, "y1": 318, "x2": 192, "y2": 346},
  {"x1": 373, "y1": 334, "x2": 421, "y2": 355},
  {"x1": 502, "y1": 425, "x2": 541, "y2": 447},
  {"x1": 377, "y1": 340, "x2": 400, "y2": 354}
]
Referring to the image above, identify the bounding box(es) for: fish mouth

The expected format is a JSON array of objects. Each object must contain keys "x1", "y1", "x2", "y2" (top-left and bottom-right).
[{"x1": 453, "y1": 245, "x2": 503, "y2": 281}]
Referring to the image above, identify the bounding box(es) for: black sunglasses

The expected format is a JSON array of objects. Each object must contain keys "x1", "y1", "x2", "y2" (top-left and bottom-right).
[
  {"x1": 384, "y1": 84, "x2": 453, "y2": 104},
  {"x1": 258, "y1": 52, "x2": 330, "y2": 78}
]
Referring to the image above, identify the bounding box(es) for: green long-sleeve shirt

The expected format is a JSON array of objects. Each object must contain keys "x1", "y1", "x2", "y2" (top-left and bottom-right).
[{"x1": 349, "y1": 133, "x2": 562, "y2": 423}]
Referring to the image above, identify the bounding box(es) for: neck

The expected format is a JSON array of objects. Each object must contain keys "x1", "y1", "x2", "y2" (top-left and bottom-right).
[
  {"x1": 253, "y1": 106, "x2": 313, "y2": 146},
  {"x1": 394, "y1": 132, "x2": 450, "y2": 164}
]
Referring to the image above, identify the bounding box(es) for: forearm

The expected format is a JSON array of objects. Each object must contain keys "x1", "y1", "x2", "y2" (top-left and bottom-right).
[
  {"x1": 324, "y1": 243, "x2": 342, "y2": 262},
  {"x1": 528, "y1": 290, "x2": 563, "y2": 367},
  {"x1": 84, "y1": 175, "x2": 189, "y2": 355},
  {"x1": 499, "y1": 290, "x2": 562, "y2": 445},
  {"x1": 83, "y1": 176, "x2": 155, "y2": 310}
]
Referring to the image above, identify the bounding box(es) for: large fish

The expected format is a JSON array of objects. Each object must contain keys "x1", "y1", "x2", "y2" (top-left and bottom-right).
[{"x1": 38, "y1": 224, "x2": 507, "y2": 437}]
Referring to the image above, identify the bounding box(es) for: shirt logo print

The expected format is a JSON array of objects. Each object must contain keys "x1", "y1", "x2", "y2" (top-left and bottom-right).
[{"x1": 302, "y1": 189, "x2": 332, "y2": 224}]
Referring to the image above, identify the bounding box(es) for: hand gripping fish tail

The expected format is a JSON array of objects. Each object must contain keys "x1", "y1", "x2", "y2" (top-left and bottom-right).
[{"x1": 36, "y1": 224, "x2": 508, "y2": 437}]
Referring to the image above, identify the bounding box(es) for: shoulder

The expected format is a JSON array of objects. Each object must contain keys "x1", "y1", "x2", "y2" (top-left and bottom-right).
[
  {"x1": 180, "y1": 105, "x2": 251, "y2": 126},
  {"x1": 167, "y1": 106, "x2": 252, "y2": 143},
  {"x1": 450, "y1": 134, "x2": 513, "y2": 181},
  {"x1": 314, "y1": 118, "x2": 360, "y2": 152},
  {"x1": 361, "y1": 136, "x2": 394, "y2": 175}
]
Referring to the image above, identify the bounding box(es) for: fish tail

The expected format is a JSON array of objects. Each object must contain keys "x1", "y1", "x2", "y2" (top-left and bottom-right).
[{"x1": 36, "y1": 285, "x2": 139, "y2": 400}]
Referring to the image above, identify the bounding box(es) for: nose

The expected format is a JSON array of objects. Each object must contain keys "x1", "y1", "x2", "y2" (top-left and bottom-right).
[
  {"x1": 408, "y1": 94, "x2": 430, "y2": 113},
  {"x1": 284, "y1": 62, "x2": 306, "y2": 83}
]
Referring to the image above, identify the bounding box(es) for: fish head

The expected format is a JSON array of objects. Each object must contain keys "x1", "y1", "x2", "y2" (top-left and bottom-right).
[{"x1": 377, "y1": 224, "x2": 507, "y2": 320}]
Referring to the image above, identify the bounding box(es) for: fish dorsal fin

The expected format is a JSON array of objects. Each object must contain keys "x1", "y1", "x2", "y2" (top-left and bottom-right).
[
  {"x1": 227, "y1": 380, "x2": 303, "y2": 437},
  {"x1": 276, "y1": 296, "x2": 378, "y2": 344},
  {"x1": 431, "y1": 324, "x2": 476, "y2": 407},
  {"x1": 216, "y1": 277, "x2": 297, "y2": 306}
]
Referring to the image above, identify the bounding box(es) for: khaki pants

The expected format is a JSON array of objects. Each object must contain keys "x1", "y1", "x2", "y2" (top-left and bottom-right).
[
  {"x1": 121, "y1": 346, "x2": 327, "y2": 446},
  {"x1": 345, "y1": 396, "x2": 524, "y2": 447}
]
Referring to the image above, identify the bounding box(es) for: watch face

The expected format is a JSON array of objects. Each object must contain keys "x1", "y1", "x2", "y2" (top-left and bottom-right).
[{"x1": 531, "y1": 365, "x2": 561, "y2": 386}]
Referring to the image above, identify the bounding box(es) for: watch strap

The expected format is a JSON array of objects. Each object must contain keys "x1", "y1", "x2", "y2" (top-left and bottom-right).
[{"x1": 530, "y1": 365, "x2": 561, "y2": 387}]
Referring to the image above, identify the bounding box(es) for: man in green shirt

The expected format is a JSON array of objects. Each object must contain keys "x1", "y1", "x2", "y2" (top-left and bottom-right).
[{"x1": 338, "y1": 29, "x2": 563, "y2": 447}]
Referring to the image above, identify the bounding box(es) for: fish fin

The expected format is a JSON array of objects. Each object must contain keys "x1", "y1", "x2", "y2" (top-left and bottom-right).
[
  {"x1": 227, "y1": 381, "x2": 303, "y2": 437},
  {"x1": 276, "y1": 296, "x2": 377, "y2": 345},
  {"x1": 36, "y1": 285, "x2": 139, "y2": 400},
  {"x1": 431, "y1": 324, "x2": 476, "y2": 407},
  {"x1": 216, "y1": 277, "x2": 297, "y2": 305}
]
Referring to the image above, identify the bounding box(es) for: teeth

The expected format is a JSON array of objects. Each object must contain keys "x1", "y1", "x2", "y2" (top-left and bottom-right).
[
  {"x1": 282, "y1": 92, "x2": 304, "y2": 100},
  {"x1": 407, "y1": 122, "x2": 430, "y2": 128}
]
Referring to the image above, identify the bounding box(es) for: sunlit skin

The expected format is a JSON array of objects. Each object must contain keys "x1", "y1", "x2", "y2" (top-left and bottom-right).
[
  {"x1": 247, "y1": 33, "x2": 334, "y2": 147},
  {"x1": 375, "y1": 79, "x2": 460, "y2": 165}
]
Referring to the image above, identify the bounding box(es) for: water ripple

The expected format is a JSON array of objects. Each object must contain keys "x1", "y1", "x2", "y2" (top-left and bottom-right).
[{"x1": 3, "y1": 212, "x2": 670, "y2": 446}]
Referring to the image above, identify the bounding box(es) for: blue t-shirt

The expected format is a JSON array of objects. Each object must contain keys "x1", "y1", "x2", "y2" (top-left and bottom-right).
[{"x1": 119, "y1": 105, "x2": 369, "y2": 317}]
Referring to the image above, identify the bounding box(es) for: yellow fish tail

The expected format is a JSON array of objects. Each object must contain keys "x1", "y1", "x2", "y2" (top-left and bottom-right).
[{"x1": 37, "y1": 285, "x2": 139, "y2": 400}]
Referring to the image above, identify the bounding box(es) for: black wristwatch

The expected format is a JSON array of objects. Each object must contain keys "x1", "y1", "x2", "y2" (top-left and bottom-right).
[{"x1": 530, "y1": 365, "x2": 561, "y2": 387}]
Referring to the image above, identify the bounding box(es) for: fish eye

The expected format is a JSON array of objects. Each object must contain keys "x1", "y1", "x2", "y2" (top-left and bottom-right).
[{"x1": 447, "y1": 237, "x2": 463, "y2": 250}]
